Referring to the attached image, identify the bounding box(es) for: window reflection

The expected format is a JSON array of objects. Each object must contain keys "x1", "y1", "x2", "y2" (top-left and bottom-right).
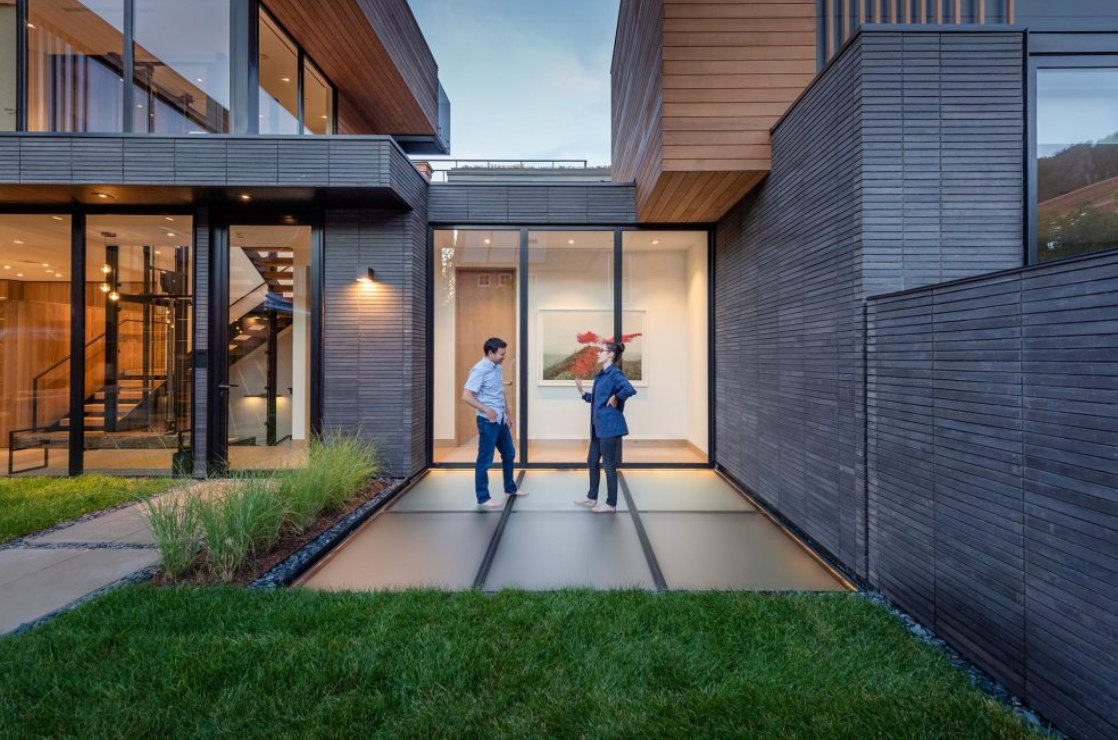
[
  {"x1": 1037, "y1": 68, "x2": 1118, "y2": 261},
  {"x1": 133, "y1": 0, "x2": 230, "y2": 134},
  {"x1": 27, "y1": 0, "x2": 125, "y2": 132},
  {"x1": 258, "y1": 10, "x2": 298, "y2": 135}
]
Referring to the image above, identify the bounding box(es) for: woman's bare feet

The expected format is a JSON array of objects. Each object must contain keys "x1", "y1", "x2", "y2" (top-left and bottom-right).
[
  {"x1": 478, "y1": 499, "x2": 504, "y2": 509},
  {"x1": 591, "y1": 504, "x2": 616, "y2": 513}
]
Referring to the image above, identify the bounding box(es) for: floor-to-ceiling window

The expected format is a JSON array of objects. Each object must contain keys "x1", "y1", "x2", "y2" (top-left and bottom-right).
[
  {"x1": 0, "y1": 0, "x2": 15, "y2": 131},
  {"x1": 1036, "y1": 64, "x2": 1118, "y2": 262},
  {"x1": 257, "y1": 9, "x2": 298, "y2": 135},
  {"x1": 226, "y1": 224, "x2": 311, "y2": 470},
  {"x1": 83, "y1": 216, "x2": 192, "y2": 474},
  {"x1": 431, "y1": 227, "x2": 710, "y2": 468},
  {"x1": 302, "y1": 59, "x2": 334, "y2": 135},
  {"x1": 0, "y1": 215, "x2": 72, "y2": 475},
  {"x1": 133, "y1": 0, "x2": 231, "y2": 134},
  {"x1": 621, "y1": 231, "x2": 708, "y2": 463},
  {"x1": 432, "y1": 229, "x2": 520, "y2": 463},
  {"x1": 27, "y1": 0, "x2": 126, "y2": 132}
]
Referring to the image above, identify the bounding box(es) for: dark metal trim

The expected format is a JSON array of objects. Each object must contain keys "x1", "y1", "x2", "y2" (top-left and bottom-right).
[
  {"x1": 613, "y1": 227, "x2": 623, "y2": 464},
  {"x1": 122, "y1": 0, "x2": 135, "y2": 133},
  {"x1": 431, "y1": 461, "x2": 715, "y2": 471},
  {"x1": 472, "y1": 470, "x2": 525, "y2": 590},
  {"x1": 68, "y1": 213, "x2": 86, "y2": 475},
  {"x1": 310, "y1": 219, "x2": 324, "y2": 436},
  {"x1": 424, "y1": 223, "x2": 435, "y2": 466},
  {"x1": 618, "y1": 471, "x2": 667, "y2": 591},
  {"x1": 518, "y1": 227, "x2": 529, "y2": 462},
  {"x1": 296, "y1": 46, "x2": 306, "y2": 134},
  {"x1": 207, "y1": 219, "x2": 230, "y2": 471}
]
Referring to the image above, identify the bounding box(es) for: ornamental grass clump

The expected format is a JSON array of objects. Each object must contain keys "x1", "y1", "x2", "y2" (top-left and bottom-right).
[
  {"x1": 144, "y1": 491, "x2": 201, "y2": 580},
  {"x1": 195, "y1": 475, "x2": 285, "y2": 583},
  {"x1": 276, "y1": 433, "x2": 380, "y2": 534}
]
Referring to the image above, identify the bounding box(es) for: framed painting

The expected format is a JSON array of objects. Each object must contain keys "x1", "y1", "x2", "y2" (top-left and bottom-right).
[{"x1": 538, "y1": 309, "x2": 645, "y2": 386}]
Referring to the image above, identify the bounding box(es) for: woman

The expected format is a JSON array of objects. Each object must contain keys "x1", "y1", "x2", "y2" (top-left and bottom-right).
[{"x1": 574, "y1": 342, "x2": 637, "y2": 513}]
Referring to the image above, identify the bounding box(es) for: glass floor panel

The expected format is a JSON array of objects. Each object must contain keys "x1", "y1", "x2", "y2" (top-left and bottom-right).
[
  {"x1": 641, "y1": 513, "x2": 846, "y2": 591},
  {"x1": 513, "y1": 470, "x2": 629, "y2": 512},
  {"x1": 622, "y1": 470, "x2": 756, "y2": 512},
  {"x1": 300, "y1": 513, "x2": 499, "y2": 590},
  {"x1": 485, "y1": 512, "x2": 653, "y2": 591},
  {"x1": 389, "y1": 469, "x2": 513, "y2": 512}
]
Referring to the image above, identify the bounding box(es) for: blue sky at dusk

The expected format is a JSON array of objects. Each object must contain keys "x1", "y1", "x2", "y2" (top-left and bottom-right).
[{"x1": 409, "y1": 0, "x2": 621, "y2": 165}]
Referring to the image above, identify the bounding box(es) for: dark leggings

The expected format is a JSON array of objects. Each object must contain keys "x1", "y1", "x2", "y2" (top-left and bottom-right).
[{"x1": 588, "y1": 432, "x2": 621, "y2": 507}]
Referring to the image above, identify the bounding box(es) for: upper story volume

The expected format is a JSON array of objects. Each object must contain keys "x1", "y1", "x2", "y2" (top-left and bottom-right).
[{"x1": 0, "y1": 0, "x2": 450, "y2": 154}]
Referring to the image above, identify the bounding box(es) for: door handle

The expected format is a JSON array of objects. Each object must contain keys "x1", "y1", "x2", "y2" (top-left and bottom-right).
[{"x1": 218, "y1": 384, "x2": 239, "y2": 390}]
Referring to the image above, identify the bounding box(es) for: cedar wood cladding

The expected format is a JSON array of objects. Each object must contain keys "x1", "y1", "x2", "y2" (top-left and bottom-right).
[
  {"x1": 611, "y1": 0, "x2": 817, "y2": 222},
  {"x1": 868, "y1": 250, "x2": 1118, "y2": 740},
  {"x1": 715, "y1": 25, "x2": 1024, "y2": 695},
  {"x1": 428, "y1": 184, "x2": 637, "y2": 224}
]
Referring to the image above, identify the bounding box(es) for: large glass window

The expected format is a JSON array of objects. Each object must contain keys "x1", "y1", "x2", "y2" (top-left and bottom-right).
[
  {"x1": 1036, "y1": 67, "x2": 1118, "y2": 262},
  {"x1": 0, "y1": 215, "x2": 72, "y2": 475},
  {"x1": 133, "y1": 0, "x2": 231, "y2": 134},
  {"x1": 432, "y1": 230, "x2": 520, "y2": 463},
  {"x1": 83, "y1": 217, "x2": 192, "y2": 474},
  {"x1": 302, "y1": 58, "x2": 333, "y2": 135},
  {"x1": 621, "y1": 232, "x2": 708, "y2": 463},
  {"x1": 257, "y1": 10, "x2": 298, "y2": 135},
  {"x1": 227, "y1": 225, "x2": 311, "y2": 470},
  {"x1": 27, "y1": 0, "x2": 125, "y2": 132},
  {"x1": 0, "y1": 0, "x2": 15, "y2": 131},
  {"x1": 527, "y1": 231, "x2": 614, "y2": 464}
]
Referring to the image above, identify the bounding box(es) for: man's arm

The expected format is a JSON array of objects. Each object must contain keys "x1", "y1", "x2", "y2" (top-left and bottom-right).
[{"x1": 462, "y1": 388, "x2": 498, "y2": 422}]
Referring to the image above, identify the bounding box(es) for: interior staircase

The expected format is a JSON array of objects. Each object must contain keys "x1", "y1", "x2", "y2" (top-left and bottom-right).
[{"x1": 59, "y1": 376, "x2": 167, "y2": 431}]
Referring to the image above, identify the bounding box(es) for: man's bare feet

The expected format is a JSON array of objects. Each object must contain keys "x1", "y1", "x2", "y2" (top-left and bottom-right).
[
  {"x1": 574, "y1": 497, "x2": 596, "y2": 507},
  {"x1": 591, "y1": 504, "x2": 616, "y2": 513},
  {"x1": 478, "y1": 499, "x2": 504, "y2": 509}
]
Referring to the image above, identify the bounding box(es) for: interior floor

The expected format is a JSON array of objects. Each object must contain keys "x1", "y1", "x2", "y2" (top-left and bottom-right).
[
  {"x1": 434, "y1": 439, "x2": 708, "y2": 465},
  {"x1": 299, "y1": 469, "x2": 847, "y2": 592},
  {"x1": 2, "y1": 439, "x2": 308, "y2": 476}
]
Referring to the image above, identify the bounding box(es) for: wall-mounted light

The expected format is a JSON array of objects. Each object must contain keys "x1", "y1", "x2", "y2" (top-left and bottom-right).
[
  {"x1": 357, "y1": 267, "x2": 376, "y2": 282},
  {"x1": 108, "y1": 290, "x2": 121, "y2": 302}
]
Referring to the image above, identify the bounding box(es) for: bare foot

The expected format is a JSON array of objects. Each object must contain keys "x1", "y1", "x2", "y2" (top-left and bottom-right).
[
  {"x1": 574, "y1": 497, "x2": 596, "y2": 507},
  {"x1": 478, "y1": 499, "x2": 504, "y2": 509},
  {"x1": 507, "y1": 490, "x2": 529, "y2": 497},
  {"x1": 591, "y1": 504, "x2": 616, "y2": 514}
]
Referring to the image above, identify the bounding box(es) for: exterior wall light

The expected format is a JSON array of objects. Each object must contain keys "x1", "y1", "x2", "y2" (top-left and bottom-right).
[{"x1": 357, "y1": 267, "x2": 376, "y2": 282}]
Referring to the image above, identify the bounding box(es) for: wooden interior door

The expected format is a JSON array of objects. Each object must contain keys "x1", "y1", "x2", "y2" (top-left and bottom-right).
[{"x1": 455, "y1": 268, "x2": 517, "y2": 445}]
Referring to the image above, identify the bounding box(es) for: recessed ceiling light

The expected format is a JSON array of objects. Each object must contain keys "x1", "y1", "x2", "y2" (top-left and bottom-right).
[
  {"x1": 652, "y1": 240, "x2": 659, "y2": 245},
  {"x1": 483, "y1": 238, "x2": 491, "y2": 245},
  {"x1": 13, "y1": 240, "x2": 23, "y2": 245},
  {"x1": 26, "y1": 22, "x2": 35, "y2": 29},
  {"x1": 238, "y1": 193, "x2": 253, "y2": 202},
  {"x1": 93, "y1": 192, "x2": 113, "y2": 199},
  {"x1": 16, "y1": 273, "x2": 23, "y2": 277},
  {"x1": 281, "y1": 77, "x2": 291, "y2": 83},
  {"x1": 40, "y1": 263, "x2": 48, "y2": 267},
  {"x1": 137, "y1": 103, "x2": 144, "y2": 108},
  {"x1": 154, "y1": 250, "x2": 162, "y2": 255},
  {"x1": 567, "y1": 239, "x2": 575, "y2": 245},
  {"x1": 321, "y1": 115, "x2": 328, "y2": 119},
  {"x1": 165, "y1": 217, "x2": 175, "y2": 222},
  {"x1": 51, "y1": 216, "x2": 64, "y2": 222},
  {"x1": 2, "y1": 266, "x2": 8, "y2": 270},
  {"x1": 196, "y1": 78, "x2": 203, "y2": 83}
]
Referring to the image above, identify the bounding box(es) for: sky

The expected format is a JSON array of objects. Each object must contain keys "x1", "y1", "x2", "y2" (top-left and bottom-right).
[{"x1": 409, "y1": 0, "x2": 621, "y2": 166}]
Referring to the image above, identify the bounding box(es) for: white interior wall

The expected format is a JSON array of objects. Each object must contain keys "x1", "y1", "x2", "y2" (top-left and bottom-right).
[
  {"x1": 687, "y1": 240, "x2": 709, "y2": 453},
  {"x1": 228, "y1": 325, "x2": 293, "y2": 444}
]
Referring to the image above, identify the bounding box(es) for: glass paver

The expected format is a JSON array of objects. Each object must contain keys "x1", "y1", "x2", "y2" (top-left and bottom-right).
[
  {"x1": 622, "y1": 470, "x2": 756, "y2": 512},
  {"x1": 641, "y1": 512, "x2": 845, "y2": 591},
  {"x1": 389, "y1": 469, "x2": 513, "y2": 512},
  {"x1": 484, "y1": 512, "x2": 653, "y2": 591},
  {"x1": 512, "y1": 470, "x2": 630, "y2": 512}
]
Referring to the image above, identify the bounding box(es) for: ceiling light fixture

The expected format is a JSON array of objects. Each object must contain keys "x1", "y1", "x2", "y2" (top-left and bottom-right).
[
  {"x1": 14, "y1": 240, "x2": 23, "y2": 245},
  {"x1": 483, "y1": 238, "x2": 491, "y2": 245},
  {"x1": 101, "y1": 264, "x2": 112, "y2": 274},
  {"x1": 92, "y1": 191, "x2": 113, "y2": 199},
  {"x1": 238, "y1": 193, "x2": 253, "y2": 202},
  {"x1": 652, "y1": 240, "x2": 659, "y2": 245},
  {"x1": 567, "y1": 239, "x2": 575, "y2": 245},
  {"x1": 16, "y1": 273, "x2": 23, "y2": 277},
  {"x1": 108, "y1": 290, "x2": 120, "y2": 302},
  {"x1": 165, "y1": 217, "x2": 175, "y2": 222},
  {"x1": 281, "y1": 77, "x2": 291, "y2": 83},
  {"x1": 100, "y1": 283, "x2": 110, "y2": 293},
  {"x1": 2, "y1": 265, "x2": 9, "y2": 270},
  {"x1": 52, "y1": 216, "x2": 64, "y2": 221}
]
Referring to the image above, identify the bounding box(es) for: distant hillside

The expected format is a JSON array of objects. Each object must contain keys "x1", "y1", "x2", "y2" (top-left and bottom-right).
[{"x1": 1039, "y1": 132, "x2": 1118, "y2": 202}]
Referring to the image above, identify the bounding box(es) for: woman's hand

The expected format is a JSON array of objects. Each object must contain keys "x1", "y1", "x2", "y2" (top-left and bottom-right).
[
  {"x1": 575, "y1": 378, "x2": 584, "y2": 395},
  {"x1": 607, "y1": 395, "x2": 618, "y2": 408}
]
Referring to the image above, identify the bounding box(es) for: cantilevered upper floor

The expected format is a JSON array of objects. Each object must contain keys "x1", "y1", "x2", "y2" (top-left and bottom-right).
[{"x1": 0, "y1": 0, "x2": 450, "y2": 153}]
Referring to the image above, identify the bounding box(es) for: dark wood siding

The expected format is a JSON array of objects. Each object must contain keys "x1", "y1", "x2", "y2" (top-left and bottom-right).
[
  {"x1": 868, "y1": 250, "x2": 1118, "y2": 740},
  {"x1": 428, "y1": 184, "x2": 636, "y2": 225},
  {"x1": 192, "y1": 208, "x2": 211, "y2": 477}
]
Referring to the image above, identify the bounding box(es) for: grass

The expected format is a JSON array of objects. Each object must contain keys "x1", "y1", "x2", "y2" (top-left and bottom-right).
[
  {"x1": 0, "y1": 588, "x2": 1048, "y2": 740},
  {"x1": 0, "y1": 475, "x2": 175, "y2": 543}
]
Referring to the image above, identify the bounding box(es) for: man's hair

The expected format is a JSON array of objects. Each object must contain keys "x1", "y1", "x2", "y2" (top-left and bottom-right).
[{"x1": 483, "y1": 337, "x2": 508, "y2": 356}]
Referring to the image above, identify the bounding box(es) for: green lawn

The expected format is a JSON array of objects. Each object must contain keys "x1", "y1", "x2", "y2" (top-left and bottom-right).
[
  {"x1": 0, "y1": 588, "x2": 1047, "y2": 740},
  {"x1": 0, "y1": 475, "x2": 176, "y2": 543}
]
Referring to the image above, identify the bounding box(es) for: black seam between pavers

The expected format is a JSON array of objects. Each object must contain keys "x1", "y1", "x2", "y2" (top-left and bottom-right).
[
  {"x1": 471, "y1": 470, "x2": 524, "y2": 590},
  {"x1": 619, "y1": 471, "x2": 667, "y2": 592}
]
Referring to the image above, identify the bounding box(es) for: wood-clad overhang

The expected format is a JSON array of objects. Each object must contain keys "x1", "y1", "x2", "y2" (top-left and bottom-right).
[
  {"x1": 0, "y1": 135, "x2": 428, "y2": 211},
  {"x1": 611, "y1": 0, "x2": 817, "y2": 223},
  {"x1": 264, "y1": 0, "x2": 440, "y2": 138}
]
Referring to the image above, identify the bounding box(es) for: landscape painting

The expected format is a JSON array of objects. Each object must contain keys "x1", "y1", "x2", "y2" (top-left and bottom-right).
[{"x1": 538, "y1": 309, "x2": 645, "y2": 385}]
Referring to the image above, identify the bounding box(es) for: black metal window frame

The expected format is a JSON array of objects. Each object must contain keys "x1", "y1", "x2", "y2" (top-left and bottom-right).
[
  {"x1": 425, "y1": 223, "x2": 717, "y2": 472},
  {"x1": 1027, "y1": 39, "x2": 1118, "y2": 265},
  {"x1": 207, "y1": 209, "x2": 325, "y2": 474},
  {"x1": 0, "y1": 204, "x2": 196, "y2": 477},
  {"x1": 8, "y1": 0, "x2": 337, "y2": 136}
]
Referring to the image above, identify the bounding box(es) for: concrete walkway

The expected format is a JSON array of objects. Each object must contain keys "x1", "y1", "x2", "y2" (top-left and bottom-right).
[{"x1": 0, "y1": 496, "x2": 167, "y2": 635}]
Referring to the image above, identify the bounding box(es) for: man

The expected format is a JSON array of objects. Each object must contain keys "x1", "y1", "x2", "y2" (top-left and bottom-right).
[{"x1": 462, "y1": 337, "x2": 526, "y2": 508}]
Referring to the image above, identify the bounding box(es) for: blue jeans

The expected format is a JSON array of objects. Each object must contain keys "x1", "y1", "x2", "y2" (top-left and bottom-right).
[{"x1": 475, "y1": 417, "x2": 517, "y2": 503}]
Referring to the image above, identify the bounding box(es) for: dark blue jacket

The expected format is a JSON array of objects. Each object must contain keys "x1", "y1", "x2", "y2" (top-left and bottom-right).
[{"x1": 582, "y1": 364, "x2": 637, "y2": 438}]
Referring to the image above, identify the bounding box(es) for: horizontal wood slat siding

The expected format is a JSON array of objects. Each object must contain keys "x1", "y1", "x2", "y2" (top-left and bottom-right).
[
  {"x1": 323, "y1": 206, "x2": 428, "y2": 477},
  {"x1": 428, "y1": 184, "x2": 637, "y2": 224},
  {"x1": 0, "y1": 135, "x2": 426, "y2": 209},
  {"x1": 715, "y1": 36, "x2": 865, "y2": 574},
  {"x1": 611, "y1": 0, "x2": 816, "y2": 222},
  {"x1": 868, "y1": 249, "x2": 1118, "y2": 740},
  {"x1": 264, "y1": 0, "x2": 439, "y2": 135}
]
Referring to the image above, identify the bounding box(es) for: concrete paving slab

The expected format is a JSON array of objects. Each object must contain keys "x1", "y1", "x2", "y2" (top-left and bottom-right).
[
  {"x1": 300, "y1": 512, "x2": 500, "y2": 590},
  {"x1": 30, "y1": 504, "x2": 154, "y2": 545},
  {"x1": 0, "y1": 548, "x2": 81, "y2": 587},
  {"x1": 623, "y1": 470, "x2": 756, "y2": 512},
  {"x1": 0, "y1": 548, "x2": 160, "y2": 634},
  {"x1": 642, "y1": 512, "x2": 844, "y2": 591},
  {"x1": 485, "y1": 512, "x2": 653, "y2": 590}
]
